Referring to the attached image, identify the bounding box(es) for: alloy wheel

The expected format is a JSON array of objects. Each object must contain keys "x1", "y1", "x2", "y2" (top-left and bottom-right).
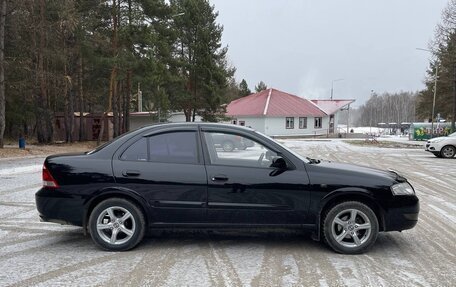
[
  {"x1": 96, "y1": 206, "x2": 136, "y2": 245},
  {"x1": 331, "y1": 208, "x2": 372, "y2": 248}
]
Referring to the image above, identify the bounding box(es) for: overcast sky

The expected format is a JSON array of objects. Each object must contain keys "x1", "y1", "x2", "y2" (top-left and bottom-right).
[{"x1": 209, "y1": 0, "x2": 448, "y2": 106}]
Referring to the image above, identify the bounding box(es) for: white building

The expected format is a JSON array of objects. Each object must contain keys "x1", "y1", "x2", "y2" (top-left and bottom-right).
[
  {"x1": 129, "y1": 111, "x2": 202, "y2": 130},
  {"x1": 226, "y1": 88, "x2": 354, "y2": 136}
]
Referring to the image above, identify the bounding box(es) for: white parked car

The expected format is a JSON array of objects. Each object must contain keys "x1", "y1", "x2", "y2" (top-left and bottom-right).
[{"x1": 425, "y1": 132, "x2": 456, "y2": 158}]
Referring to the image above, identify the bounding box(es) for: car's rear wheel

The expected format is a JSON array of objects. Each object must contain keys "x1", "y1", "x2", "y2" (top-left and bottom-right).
[
  {"x1": 322, "y1": 201, "x2": 379, "y2": 254},
  {"x1": 222, "y1": 141, "x2": 235, "y2": 152},
  {"x1": 89, "y1": 198, "x2": 145, "y2": 251},
  {"x1": 440, "y1": 145, "x2": 456, "y2": 158}
]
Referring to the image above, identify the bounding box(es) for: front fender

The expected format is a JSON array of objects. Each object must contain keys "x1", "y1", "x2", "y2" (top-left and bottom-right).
[{"x1": 310, "y1": 187, "x2": 385, "y2": 241}]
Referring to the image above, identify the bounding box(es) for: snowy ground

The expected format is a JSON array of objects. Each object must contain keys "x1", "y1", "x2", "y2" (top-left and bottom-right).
[{"x1": 0, "y1": 140, "x2": 455, "y2": 287}]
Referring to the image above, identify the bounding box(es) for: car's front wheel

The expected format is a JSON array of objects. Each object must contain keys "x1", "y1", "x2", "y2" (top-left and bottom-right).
[
  {"x1": 322, "y1": 201, "x2": 379, "y2": 254},
  {"x1": 89, "y1": 198, "x2": 146, "y2": 251},
  {"x1": 440, "y1": 145, "x2": 456, "y2": 158}
]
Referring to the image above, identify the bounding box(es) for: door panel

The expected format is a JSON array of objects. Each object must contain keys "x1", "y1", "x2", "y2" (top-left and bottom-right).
[
  {"x1": 202, "y1": 131, "x2": 310, "y2": 225},
  {"x1": 113, "y1": 131, "x2": 207, "y2": 224},
  {"x1": 113, "y1": 161, "x2": 207, "y2": 223},
  {"x1": 206, "y1": 165, "x2": 308, "y2": 224}
]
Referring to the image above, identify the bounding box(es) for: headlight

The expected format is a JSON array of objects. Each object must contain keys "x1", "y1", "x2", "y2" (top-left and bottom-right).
[{"x1": 391, "y1": 182, "x2": 415, "y2": 196}]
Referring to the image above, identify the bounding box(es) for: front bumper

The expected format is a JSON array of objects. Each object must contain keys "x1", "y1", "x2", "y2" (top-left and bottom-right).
[
  {"x1": 425, "y1": 142, "x2": 443, "y2": 154},
  {"x1": 383, "y1": 196, "x2": 419, "y2": 231},
  {"x1": 35, "y1": 188, "x2": 85, "y2": 227}
]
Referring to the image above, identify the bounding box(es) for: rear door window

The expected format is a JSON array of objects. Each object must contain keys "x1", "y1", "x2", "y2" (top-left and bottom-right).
[{"x1": 148, "y1": 132, "x2": 198, "y2": 164}]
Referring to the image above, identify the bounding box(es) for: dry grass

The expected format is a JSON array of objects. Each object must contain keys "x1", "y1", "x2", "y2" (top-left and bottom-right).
[{"x1": 0, "y1": 141, "x2": 101, "y2": 159}]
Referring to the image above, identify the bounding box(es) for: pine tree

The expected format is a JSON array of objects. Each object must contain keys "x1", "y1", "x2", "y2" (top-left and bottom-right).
[
  {"x1": 170, "y1": 0, "x2": 234, "y2": 122},
  {"x1": 255, "y1": 81, "x2": 267, "y2": 92},
  {"x1": 239, "y1": 79, "x2": 251, "y2": 98},
  {"x1": 0, "y1": 0, "x2": 5, "y2": 147}
]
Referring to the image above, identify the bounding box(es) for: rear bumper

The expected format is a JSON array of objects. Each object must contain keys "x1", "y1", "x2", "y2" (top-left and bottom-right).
[
  {"x1": 383, "y1": 196, "x2": 419, "y2": 231},
  {"x1": 35, "y1": 188, "x2": 85, "y2": 227}
]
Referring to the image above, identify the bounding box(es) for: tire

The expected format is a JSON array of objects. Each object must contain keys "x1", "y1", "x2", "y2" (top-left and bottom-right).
[
  {"x1": 89, "y1": 198, "x2": 146, "y2": 251},
  {"x1": 440, "y1": 145, "x2": 456, "y2": 158},
  {"x1": 322, "y1": 201, "x2": 379, "y2": 254},
  {"x1": 222, "y1": 141, "x2": 235, "y2": 152}
]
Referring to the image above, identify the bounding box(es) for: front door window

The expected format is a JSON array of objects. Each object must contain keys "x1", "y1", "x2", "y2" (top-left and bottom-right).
[{"x1": 203, "y1": 132, "x2": 277, "y2": 168}]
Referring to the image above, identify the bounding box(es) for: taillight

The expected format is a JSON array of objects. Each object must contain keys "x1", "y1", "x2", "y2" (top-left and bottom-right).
[{"x1": 42, "y1": 165, "x2": 59, "y2": 188}]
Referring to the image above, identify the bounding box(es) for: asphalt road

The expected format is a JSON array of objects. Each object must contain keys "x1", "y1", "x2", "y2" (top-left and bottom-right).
[{"x1": 0, "y1": 140, "x2": 454, "y2": 287}]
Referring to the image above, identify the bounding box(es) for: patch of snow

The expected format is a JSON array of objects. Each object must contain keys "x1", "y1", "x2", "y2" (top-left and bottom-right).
[
  {"x1": 224, "y1": 243, "x2": 265, "y2": 285},
  {"x1": 0, "y1": 164, "x2": 41, "y2": 176}
]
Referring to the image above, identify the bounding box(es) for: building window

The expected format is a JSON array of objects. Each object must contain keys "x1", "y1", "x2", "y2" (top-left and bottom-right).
[
  {"x1": 299, "y1": 117, "x2": 307, "y2": 129},
  {"x1": 286, "y1": 117, "x2": 294, "y2": 129},
  {"x1": 314, "y1": 117, "x2": 322, "y2": 129}
]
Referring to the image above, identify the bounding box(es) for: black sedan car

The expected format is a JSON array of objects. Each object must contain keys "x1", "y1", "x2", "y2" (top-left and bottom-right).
[{"x1": 36, "y1": 123, "x2": 419, "y2": 254}]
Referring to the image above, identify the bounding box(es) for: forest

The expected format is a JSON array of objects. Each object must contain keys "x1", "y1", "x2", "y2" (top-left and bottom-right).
[
  {"x1": 0, "y1": 0, "x2": 455, "y2": 148},
  {"x1": 0, "y1": 0, "x2": 249, "y2": 147}
]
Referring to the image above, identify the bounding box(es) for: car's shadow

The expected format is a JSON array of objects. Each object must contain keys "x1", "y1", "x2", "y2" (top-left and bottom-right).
[
  {"x1": 137, "y1": 229, "x2": 328, "y2": 252},
  {"x1": 49, "y1": 228, "x2": 410, "y2": 256}
]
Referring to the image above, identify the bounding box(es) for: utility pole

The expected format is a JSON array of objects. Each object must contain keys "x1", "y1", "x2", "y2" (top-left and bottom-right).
[
  {"x1": 416, "y1": 48, "x2": 438, "y2": 138},
  {"x1": 431, "y1": 65, "x2": 438, "y2": 138},
  {"x1": 137, "y1": 83, "x2": 142, "y2": 112},
  {"x1": 347, "y1": 104, "x2": 351, "y2": 137}
]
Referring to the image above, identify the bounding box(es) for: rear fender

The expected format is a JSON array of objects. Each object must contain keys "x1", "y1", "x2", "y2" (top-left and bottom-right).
[{"x1": 82, "y1": 187, "x2": 150, "y2": 234}]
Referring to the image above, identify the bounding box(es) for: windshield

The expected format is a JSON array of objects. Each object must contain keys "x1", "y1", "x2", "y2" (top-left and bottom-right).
[
  {"x1": 255, "y1": 131, "x2": 311, "y2": 164},
  {"x1": 449, "y1": 132, "x2": 456, "y2": 137}
]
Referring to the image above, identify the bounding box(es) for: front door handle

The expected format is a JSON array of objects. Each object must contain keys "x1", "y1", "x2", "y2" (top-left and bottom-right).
[
  {"x1": 122, "y1": 170, "x2": 141, "y2": 177},
  {"x1": 211, "y1": 175, "x2": 228, "y2": 181}
]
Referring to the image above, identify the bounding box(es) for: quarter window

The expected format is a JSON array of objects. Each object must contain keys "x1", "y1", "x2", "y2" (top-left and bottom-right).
[
  {"x1": 120, "y1": 138, "x2": 148, "y2": 161},
  {"x1": 314, "y1": 117, "x2": 322, "y2": 129},
  {"x1": 286, "y1": 117, "x2": 294, "y2": 129},
  {"x1": 299, "y1": 117, "x2": 307, "y2": 129}
]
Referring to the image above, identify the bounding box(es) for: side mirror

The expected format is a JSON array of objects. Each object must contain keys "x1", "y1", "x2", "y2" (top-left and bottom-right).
[
  {"x1": 270, "y1": 157, "x2": 287, "y2": 169},
  {"x1": 265, "y1": 150, "x2": 274, "y2": 160}
]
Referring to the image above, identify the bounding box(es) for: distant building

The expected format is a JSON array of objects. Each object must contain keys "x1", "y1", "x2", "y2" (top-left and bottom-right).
[
  {"x1": 226, "y1": 88, "x2": 354, "y2": 136},
  {"x1": 311, "y1": 99, "x2": 355, "y2": 134},
  {"x1": 54, "y1": 112, "x2": 113, "y2": 141},
  {"x1": 129, "y1": 111, "x2": 202, "y2": 131}
]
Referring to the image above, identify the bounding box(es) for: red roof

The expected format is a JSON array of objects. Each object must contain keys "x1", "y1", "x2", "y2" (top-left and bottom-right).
[
  {"x1": 226, "y1": 88, "x2": 326, "y2": 117},
  {"x1": 311, "y1": 99, "x2": 355, "y2": 115}
]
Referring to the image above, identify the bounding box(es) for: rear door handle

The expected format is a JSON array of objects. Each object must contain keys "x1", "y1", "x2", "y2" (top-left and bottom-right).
[
  {"x1": 122, "y1": 170, "x2": 141, "y2": 177},
  {"x1": 211, "y1": 175, "x2": 228, "y2": 181}
]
